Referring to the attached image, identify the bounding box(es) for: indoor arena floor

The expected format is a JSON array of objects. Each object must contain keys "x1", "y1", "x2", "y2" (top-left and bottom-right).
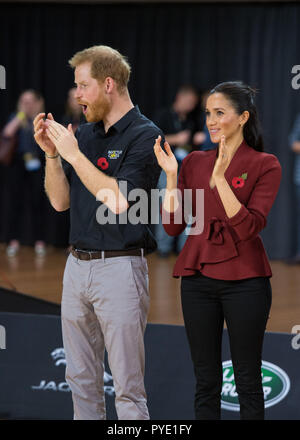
[{"x1": 0, "y1": 243, "x2": 299, "y2": 334}]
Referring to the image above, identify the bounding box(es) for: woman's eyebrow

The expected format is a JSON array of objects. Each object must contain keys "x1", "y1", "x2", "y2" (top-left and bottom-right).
[{"x1": 205, "y1": 107, "x2": 225, "y2": 111}]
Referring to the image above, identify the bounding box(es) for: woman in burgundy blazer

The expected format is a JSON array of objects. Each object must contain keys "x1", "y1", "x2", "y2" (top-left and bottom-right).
[{"x1": 154, "y1": 81, "x2": 281, "y2": 420}]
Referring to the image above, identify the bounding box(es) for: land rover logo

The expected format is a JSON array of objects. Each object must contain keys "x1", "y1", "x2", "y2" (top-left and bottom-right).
[{"x1": 221, "y1": 360, "x2": 290, "y2": 411}]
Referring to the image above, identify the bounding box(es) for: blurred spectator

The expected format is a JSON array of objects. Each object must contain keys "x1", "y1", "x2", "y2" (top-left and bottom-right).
[
  {"x1": 194, "y1": 89, "x2": 217, "y2": 151},
  {"x1": 289, "y1": 114, "x2": 300, "y2": 263},
  {"x1": 61, "y1": 87, "x2": 83, "y2": 132},
  {"x1": 153, "y1": 84, "x2": 205, "y2": 257},
  {"x1": 1, "y1": 89, "x2": 46, "y2": 257},
  {"x1": 42, "y1": 87, "x2": 84, "y2": 251}
]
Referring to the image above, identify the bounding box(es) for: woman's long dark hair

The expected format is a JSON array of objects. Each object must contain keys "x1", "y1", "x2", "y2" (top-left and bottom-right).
[{"x1": 209, "y1": 81, "x2": 264, "y2": 152}]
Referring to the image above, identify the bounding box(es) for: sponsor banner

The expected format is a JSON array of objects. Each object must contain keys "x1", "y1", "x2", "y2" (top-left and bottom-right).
[
  {"x1": 220, "y1": 331, "x2": 299, "y2": 420},
  {"x1": 0, "y1": 312, "x2": 299, "y2": 420},
  {"x1": 221, "y1": 360, "x2": 291, "y2": 411},
  {"x1": 30, "y1": 347, "x2": 115, "y2": 396}
]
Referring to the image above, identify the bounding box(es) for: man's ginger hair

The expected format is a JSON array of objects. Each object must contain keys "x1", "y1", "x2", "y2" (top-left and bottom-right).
[{"x1": 69, "y1": 45, "x2": 131, "y2": 94}]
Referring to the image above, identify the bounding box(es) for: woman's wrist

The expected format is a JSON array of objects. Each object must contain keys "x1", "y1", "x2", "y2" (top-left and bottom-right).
[
  {"x1": 166, "y1": 170, "x2": 177, "y2": 177},
  {"x1": 166, "y1": 171, "x2": 177, "y2": 190},
  {"x1": 213, "y1": 174, "x2": 226, "y2": 184},
  {"x1": 166, "y1": 170, "x2": 177, "y2": 181}
]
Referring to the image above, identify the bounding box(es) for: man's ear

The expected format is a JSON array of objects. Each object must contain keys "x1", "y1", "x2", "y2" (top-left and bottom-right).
[{"x1": 104, "y1": 77, "x2": 115, "y2": 94}]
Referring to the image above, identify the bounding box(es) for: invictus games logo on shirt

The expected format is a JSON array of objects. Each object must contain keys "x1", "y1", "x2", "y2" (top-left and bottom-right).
[
  {"x1": 221, "y1": 360, "x2": 290, "y2": 411},
  {"x1": 108, "y1": 150, "x2": 123, "y2": 159}
]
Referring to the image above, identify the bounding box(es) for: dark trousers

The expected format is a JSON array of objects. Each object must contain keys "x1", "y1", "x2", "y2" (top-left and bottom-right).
[{"x1": 181, "y1": 273, "x2": 272, "y2": 420}]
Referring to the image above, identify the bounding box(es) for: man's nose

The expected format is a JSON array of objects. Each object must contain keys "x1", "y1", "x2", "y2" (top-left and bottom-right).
[{"x1": 74, "y1": 88, "x2": 81, "y2": 99}]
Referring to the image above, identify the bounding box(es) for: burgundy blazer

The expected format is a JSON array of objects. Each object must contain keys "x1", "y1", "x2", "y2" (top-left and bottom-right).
[{"x1": 162, "y1": 140, "x2": 282, "y2": 280}]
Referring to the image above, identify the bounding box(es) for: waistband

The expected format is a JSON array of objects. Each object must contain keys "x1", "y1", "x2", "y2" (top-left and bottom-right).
[{"x1": 71, "y1": 247, "x2": 145, "y2": 261}]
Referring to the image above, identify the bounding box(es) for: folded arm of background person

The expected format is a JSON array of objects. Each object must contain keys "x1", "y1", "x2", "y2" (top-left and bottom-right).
[{"x1": 2, "y1": 114, "x2": 23, "y2": 138}]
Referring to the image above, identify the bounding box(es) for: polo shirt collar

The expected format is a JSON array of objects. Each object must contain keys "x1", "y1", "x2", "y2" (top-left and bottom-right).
[{"x1": 93, "y1": 105, "x2": 141, "y2": 135}]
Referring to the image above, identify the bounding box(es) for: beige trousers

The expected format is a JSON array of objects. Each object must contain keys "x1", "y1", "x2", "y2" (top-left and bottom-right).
[{"x1": 61, "y1": 253, "x2": 150, "y2": 420}]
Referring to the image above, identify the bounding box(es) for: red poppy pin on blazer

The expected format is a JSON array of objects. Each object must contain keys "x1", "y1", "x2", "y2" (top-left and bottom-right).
[{"x1": 232, "y1": 173, "x2": 248, "y2": 188}]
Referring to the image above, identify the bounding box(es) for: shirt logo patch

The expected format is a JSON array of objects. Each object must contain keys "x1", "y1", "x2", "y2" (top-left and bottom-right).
[
  {"x1": 97, "y1": 157, "x2": 109, "y2": 170},
  {"x1": 108, "y1": 150, "x2": 123, "y2": 159}
]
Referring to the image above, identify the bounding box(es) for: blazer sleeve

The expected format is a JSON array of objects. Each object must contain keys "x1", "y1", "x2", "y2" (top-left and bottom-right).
[{"x1": 226, "y1": 154, "x2": 281, "y2": 241}]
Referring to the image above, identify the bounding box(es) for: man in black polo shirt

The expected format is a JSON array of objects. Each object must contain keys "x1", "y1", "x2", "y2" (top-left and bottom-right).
[{"x1": 33, "y1": 45, "x2": 162, "y2": 420}]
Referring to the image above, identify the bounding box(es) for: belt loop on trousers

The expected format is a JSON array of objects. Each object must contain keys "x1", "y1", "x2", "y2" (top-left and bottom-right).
[
  {"x1": 101, "y1": 250, "x2": 105, "y2": 262},
  {"x1": 141, "y1": 248, "x2": 144, "y2": 258}
]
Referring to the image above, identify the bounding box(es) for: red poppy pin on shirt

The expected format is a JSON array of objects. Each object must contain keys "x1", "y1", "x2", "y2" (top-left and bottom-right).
[
  {"x1": 97, "y1": 157, "x2": 109, "y2": 170},
  {"x1": 232, "y1": 173, "x2": 248, "y2": 188}
]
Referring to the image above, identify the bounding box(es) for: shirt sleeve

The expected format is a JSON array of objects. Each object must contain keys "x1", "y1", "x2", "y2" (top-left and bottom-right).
[{"x1": 226, "y1": 154, "x2": 282, "y2": 241}]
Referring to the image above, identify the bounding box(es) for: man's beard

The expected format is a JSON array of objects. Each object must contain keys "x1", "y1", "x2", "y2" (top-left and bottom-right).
[{"x1": 85, "y1": 93, "x2": 111, "y2": 123}]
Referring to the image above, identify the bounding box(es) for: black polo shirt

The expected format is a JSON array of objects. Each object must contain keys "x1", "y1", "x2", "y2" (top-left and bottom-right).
[{"x1": 63, "y1": 105, "x2": 162, "y2": 253}]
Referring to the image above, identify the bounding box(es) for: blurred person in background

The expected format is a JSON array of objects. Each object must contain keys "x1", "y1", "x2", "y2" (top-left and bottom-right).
[
  {"x1": 43, "y1": 87, "x2": 84, "y2": 251},
  {"x1": 194, "y1": 89, "x2": 217, "y2": 152},
  {"x1": 1, "y1": 89, "x2": 46, "y2": 257},
  {"x1": 61, "y1": 87, "x2": 83, "y2": 132},
  {"x1": 153, "y1": 84, "x2": 206, "y2": 257},
  {"x1": 289, "y1": 113, "x2": 300, "y2": 263}
]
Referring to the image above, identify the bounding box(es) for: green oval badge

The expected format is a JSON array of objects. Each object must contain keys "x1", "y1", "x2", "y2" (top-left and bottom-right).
[{"x1": 221, "y1": 360, "x2": 290, "y2": 411}]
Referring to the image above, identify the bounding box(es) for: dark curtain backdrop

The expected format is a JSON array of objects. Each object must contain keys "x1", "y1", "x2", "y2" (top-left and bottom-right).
[{"x1": 0, "y1": 2, "x2": 298, "y2": 257}]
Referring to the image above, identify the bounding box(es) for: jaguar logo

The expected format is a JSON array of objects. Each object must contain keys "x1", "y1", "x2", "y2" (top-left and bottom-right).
[
  {"x1": 51, "y1": 348, "x2": 66, "y2": 367},
  {"x1": 31, "y1": 348, "x2": 115, "y2": 395}
]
